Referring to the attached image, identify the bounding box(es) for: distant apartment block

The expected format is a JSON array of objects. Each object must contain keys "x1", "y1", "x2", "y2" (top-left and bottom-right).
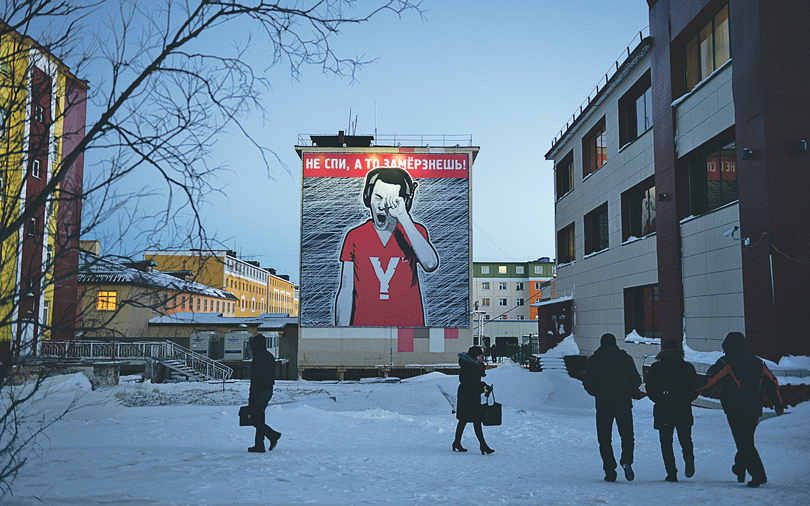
[{"x1": 472, "y1": 259, "x2": 555, "y2": 322}]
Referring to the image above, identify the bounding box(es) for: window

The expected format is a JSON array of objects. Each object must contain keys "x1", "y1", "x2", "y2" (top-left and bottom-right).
[
  {"x1": 481, "y1": 282, "x2": 490, "y2": 290},
  {"x1": 535, "y1": 282, "x2": 541, "y2": 290},
  {"x1": 197, "y1": 298, "x2": 201, "y2": 311},
  {"x1": 0, "y1": 108, "x2": 6, "y2": 137},
  {"x1": 622, "y1": 176, "x2": 656, "y2": 241},
  {"x1": 499, "y1": 298, "x2": 508, "y2": 307},
  {"x1": 556, "y1": 150, "x2": 575, "y2": 199},
  {"x1": 33, "y1": 105, "x2": 45, "y2": 123},
  {"x1": 28, "y1": 217, "x2": 37, "y2": 237},
  {"x1": 481, "y1": 298, "x2": 490, "y2": 307},
  {"x1": 583, "y1": 117, "x2": 607, "y2": 178},
  {"x1": 32, "y1": 159, "x2": 41, "y2": 179},
  {"x1": 498, "y1": 282, "x2": 507, "y2": 290},
  {"x1": 624, "y1": 284, "x2": 661, "y2": 339},
  {"x1": 535, "y1": 298, "x2": 541, "y2": 303},
  {"x1": 557, "y1": 223, "x2": 575, "y2": 264},
  {"x1": 584, "y1": 203, "x2": 609, "y2": 255},
  {"x1": 517, "y1": 315, "x2": 525, "y2": 320},
  {"x1": 689, "y1": 137, "x2": 737, "y2": 215},
  {"x1": 182, "y1": 296, "x2": 186, "y2": 310},
  {"x1": 516, "y1": 298, "x2": 525, "y2": 306},
  {"x1": 96, "y1": 291, "x2": 117, "y2": 311},
  {"x1": 204, "y1": 299, "x2": 208, "y2": 311},
  {"x1": 619, "y1": 71, "x2": 652, "y2": 147},
  {"x1": 534, "y1": 266, "x2": 541, "y2": 274},
  {"x1": 498, "y1": 266, "x2": 507, "y2": 275},
  {"x1": 516, "y1": 282, "x2": 524, "y2": 291},
  {"x1": 516, "y1": 266, "x2": 524, "y2": 275},
  {"x1": 481, "y1": 265, "x2": 490, "y2": 275},
  {"x1": 685, "y1": 4, "x2": 730, "y2": 93},
  {"x1": 484, "y1": 315, "x2": 490, "y2": 320}
]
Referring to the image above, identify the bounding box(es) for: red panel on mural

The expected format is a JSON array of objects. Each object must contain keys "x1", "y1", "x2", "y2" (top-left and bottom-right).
[{"x1": 398, "y1": 328, "x2": 414, "y2": 352}]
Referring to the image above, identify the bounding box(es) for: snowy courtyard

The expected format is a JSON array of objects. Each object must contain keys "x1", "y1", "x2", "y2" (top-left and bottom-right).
[{"x1": 4, "y1": 364, "x2": 809, "y2": 505}]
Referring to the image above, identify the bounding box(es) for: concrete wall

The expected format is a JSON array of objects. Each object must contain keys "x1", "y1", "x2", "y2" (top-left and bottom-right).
[{"x1": 681, "y1": 203, "x2": 744, "y2": 352}]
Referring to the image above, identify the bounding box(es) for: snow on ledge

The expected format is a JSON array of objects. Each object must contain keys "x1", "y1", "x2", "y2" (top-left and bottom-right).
[{"x1": 625, "y1": 330, "x2": 660, "y2": 345}]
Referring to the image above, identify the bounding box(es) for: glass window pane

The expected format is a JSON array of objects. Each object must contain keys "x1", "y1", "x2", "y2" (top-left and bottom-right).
[
  {"x1": 635, "y1": 94, "x2": 646, "y2": 138},
  {"x1": 685, "y1": 35, "x2": 700, "y2": 92},
  {"x1": 596, "y1": 126, "x2": 607, "y2": 168},
  {"x1": 642, "y1": 185, "x2": 656, "y2": 236},
  {"x1": 699, "y1": 22, "x2": 714, "y2": 78},
  {"x1": 720, "y1": 146, "x2": 737, "y2": 205},
  {"x1": 706, "y1": 151, "x2": 722, "y2": 211},
  {"x1": 714, "y1": 5, "x2": 730, "y2": 67},
  {"x1": 644, "y1": 88, "x2": 653, "y2": 130}
]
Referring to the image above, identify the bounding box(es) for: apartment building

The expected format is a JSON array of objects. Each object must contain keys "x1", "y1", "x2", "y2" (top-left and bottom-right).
[
  {"x1": 546, "y1": 0, "x2": 810, "y2": 362},
  {"x1": 144, "y1": 249, "x2": 295, "y2": 318},
  {"x1": 1, "y1": 23, "x2": 88, "y2": 357},
  {"x1": 472, "y1": 259, "x2": 555, "y2": 321}
]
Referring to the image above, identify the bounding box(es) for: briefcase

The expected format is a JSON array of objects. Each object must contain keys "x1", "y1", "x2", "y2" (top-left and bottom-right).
[
  {"x1": 482, "y1": 392, "x2": 502, "y2": 426},
  {"x1": 238, "y1": 405, "x2": 255, "y2": 427}
]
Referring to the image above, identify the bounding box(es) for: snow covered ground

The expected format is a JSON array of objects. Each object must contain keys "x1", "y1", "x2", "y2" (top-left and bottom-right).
[{"x1": 4, "y1": 364, "x2": 809, "y2": 505}]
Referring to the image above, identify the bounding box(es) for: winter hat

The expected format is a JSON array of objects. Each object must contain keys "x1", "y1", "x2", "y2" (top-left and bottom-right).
[
  {"x1": 722, "y1": 332, "x2": 747, "y2": 355},
  {"x1": 600, "y1": 333, "x2": 617, "y2": 347},
  {"x1": 467, "y1": 346, "x2": 484, "y2": 357},
  {"x1": 662, "y1": 339, "x2": 680, "y2": 350}
]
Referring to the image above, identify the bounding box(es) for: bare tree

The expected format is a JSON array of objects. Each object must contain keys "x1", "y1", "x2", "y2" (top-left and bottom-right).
[{"x1": 0, "y1": 0, "x2": 422, "y2": 495}]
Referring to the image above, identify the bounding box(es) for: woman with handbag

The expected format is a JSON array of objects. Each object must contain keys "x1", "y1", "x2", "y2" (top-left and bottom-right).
[{"x1": 452, "y1": 346, "x2": 495, "y2": 455}]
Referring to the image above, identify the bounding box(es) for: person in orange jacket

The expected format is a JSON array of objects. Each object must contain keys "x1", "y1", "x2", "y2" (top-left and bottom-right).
[{"x1": 694, "y1": 332, "x2": 784, "y2": 488}]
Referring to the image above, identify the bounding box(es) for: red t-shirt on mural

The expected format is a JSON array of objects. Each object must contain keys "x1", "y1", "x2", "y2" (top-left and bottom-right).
[{"x1": 340, "y1": 220, "x2": 428, "y2": 327}]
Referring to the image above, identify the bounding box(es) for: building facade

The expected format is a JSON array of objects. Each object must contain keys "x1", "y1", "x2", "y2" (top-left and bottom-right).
[
  {"x1": 144, "y1": 249, "x2": 296, "y2": 318},
  {"x1": 1, "y1": 24, "x2": 87, "y2": 358},
  {"x1": 546, "y1": 1, "x2": 810, "y2": 363},
  {"x1": 472, "y1": 259, "x2": 555, "y2": 322},
  {"x1": 78, "y1": 251, "x2": 238, "y2": 338}
]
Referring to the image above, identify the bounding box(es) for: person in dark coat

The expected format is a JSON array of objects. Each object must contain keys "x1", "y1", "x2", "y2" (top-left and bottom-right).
[
  {"x1": 248, "y1": 335, "x2": 281, "y2": 453},
  {"x1": 584, "y1": 333, "x2": 642, "y2": 482},
  {"x1": 694, "y1": 332, "x2": 784, "y2": 487},
  {"x1": 452, "y1": 346, "x2": 494, "y2": 455},
  {"x1": 645, "y1": 339, "x2": 699, "y2": 482}
]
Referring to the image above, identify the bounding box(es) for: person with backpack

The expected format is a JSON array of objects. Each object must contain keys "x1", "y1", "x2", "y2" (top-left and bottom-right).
[{"x1": 645, "y1": 339, "x2": 699, "y2": 482}]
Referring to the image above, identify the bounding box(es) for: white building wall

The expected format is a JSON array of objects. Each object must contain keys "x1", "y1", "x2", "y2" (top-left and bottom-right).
[
  {"x1": 674, "y1": 63, "x2": 734, "y2": 157},
  {"x1": 681, "y1": 203, "x2": 744, "y2": 352},
  {"x1": 552, "y1": 51, "x2": 657, "y2": 360}
]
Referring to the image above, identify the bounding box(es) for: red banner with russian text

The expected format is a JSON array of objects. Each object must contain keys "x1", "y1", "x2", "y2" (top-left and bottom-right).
[{"x1": 303, "y1": 153, "x2": 468, "y2": 178}]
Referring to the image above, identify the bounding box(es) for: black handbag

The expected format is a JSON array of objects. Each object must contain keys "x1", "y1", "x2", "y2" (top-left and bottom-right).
[
  {"x1": 482, "y1": 391, "x2": 502, "y2": 426},
  {"x1": 238, "y1": 405, "x2": 255, "y2": 427}
]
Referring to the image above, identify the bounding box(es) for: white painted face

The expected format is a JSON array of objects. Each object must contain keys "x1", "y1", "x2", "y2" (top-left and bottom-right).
[{"x1": 369, "y1": 180, "x2": 401, "y2": 230}]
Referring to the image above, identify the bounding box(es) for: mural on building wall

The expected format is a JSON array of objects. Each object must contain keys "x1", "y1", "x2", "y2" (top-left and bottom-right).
[{"x1": 300, "y1": 152, "x2": 470, "y2": 328}]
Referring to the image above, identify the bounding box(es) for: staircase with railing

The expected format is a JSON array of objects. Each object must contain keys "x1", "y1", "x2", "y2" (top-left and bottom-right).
[{"x1": 39, "y1": 340, "x2": 233, "y2": 381}]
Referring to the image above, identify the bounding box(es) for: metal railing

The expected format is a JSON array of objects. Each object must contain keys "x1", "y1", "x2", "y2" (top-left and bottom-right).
[
  {"x1": 297, "y1": 133, "x2": 474, "y2": 148},
  {"x1": 39, "y1": 340, "x2": 233, "y2": 381},
  {"x1": 550, "y1": 27, "x2": 650, "y2": 151}
]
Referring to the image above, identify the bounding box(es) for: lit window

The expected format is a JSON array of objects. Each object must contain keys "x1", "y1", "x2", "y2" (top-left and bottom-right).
[
  {"x1": 481, "y1": 298, "x2": 490, "y2": 307},
  {"x1": 498, "y1": 266, "x2": 507, "y2": 275},
  {"x1": 583, "y1": 117, "x2": 607, "y2": 178},
  {"x1": 685, "y1": 4, "x2": 730, "y2": 93},
  {"x1": 96, "y1": 291, "x2": 117, "y2": 311}
]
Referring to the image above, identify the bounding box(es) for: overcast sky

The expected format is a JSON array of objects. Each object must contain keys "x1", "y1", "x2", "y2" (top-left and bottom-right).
[{"x1": 83, "y1": 1, "x2": 651, "y2": 284}]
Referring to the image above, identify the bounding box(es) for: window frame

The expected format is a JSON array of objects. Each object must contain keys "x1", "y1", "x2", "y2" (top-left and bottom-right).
[
  {"x1": 480, "y1": 265, "x2": 490, "y2": 275},
  {"x1": 684, "y1": 4, "x2": 730, "y2": 93},
  {"x1": 481, "y1": 298, "x2": 490, "y2": 307},
  {"x1": 555, "y1": 150, "x2": 575, "y2": 199},
  {"x1": 584, "y1": 203, "x2": 609, "y2": 255},
  {"x1": 96, "y1": 290, "x2": 118, "y2": 311},
  {"x1": 619, "y1": 70, "x2": 653, "y2": 147},
  {"x1": 481, "y1": 281, "x2": 490, "y2": 290},
  {"x1": 557, "y1": 223, "x2": 576, "y2": 264},
  {"x1": 499, "y1": 298, "x2": 508, "y2": 307},
  {"x1": 621, "y1": 176, "x2": 656, "y2": 242},
  {"x1": 498, "y1": 282, "x2": 507, "y2": 291},
  {"x1": 688, "y1": 135, "x2": 737, "y2": 216},
  {"x1": 515, "y1": 282, "x2": 524, "y2": 291},
  {"x1": 624, "y1": 284, "x2": 661, "y2": 339},
  {"x1": 583, "y1": 117, "x2": 607, "y2": 178}
]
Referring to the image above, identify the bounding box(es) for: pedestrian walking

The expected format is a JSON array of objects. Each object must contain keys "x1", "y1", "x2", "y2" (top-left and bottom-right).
[
  {"x1": 452, "y1": 346, "x2": 494, "y2": 455},
  {"x1": 645, "y1": 339, "x2": 699, "y2": 482},
  {"x1": 694, "y1": 332, "x2": 784, "y2": 487},
  {"x1": 247, "y1": 335, "x2": 281, "y2": 453},
  {"x1": 584, "y1": 333, "x2": 642, "y2": 482}
]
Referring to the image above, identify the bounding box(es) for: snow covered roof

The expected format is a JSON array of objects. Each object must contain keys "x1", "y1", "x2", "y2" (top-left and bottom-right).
[
  {"x1": 78, "y1": 252, "x2": 237, "y2": 300},
  {"x1": 530, "y1": 295, "x2": 573, "y2": 308},
  {"x1": 148, "y1": 312, "x2": 297, "y2": 328}
]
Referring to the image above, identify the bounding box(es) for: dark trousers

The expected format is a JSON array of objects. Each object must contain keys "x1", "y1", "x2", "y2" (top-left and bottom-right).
[
  {"x1": 249, "y1": 389, "x2": 280, "y2": 448},
  {"x1": 727, "y1": 414, "x2": 766, "y2": 482},
  {"x1": 659, "y1": 423, "x2": 694, "y2": 476},
  {"x1": 596, "y1": 406, "x2": 634, "y2": 472},
  {"x1": 454, "y1": 420, "x2": 487, "y2": 447}
]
